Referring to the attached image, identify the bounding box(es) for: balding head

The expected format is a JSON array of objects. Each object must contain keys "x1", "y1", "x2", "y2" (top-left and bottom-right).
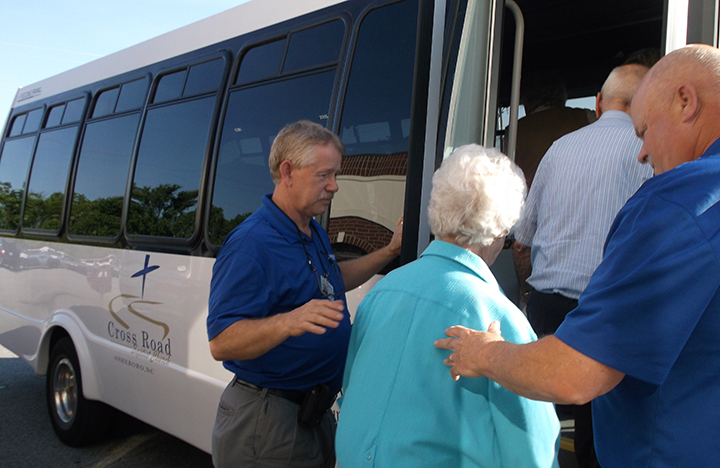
[
  {"x1": 596, "y1": 64, "x2": 648, "y2": 115},
  {"x1": 631, "y1": 45, "x2": 720, "y2": 175}
]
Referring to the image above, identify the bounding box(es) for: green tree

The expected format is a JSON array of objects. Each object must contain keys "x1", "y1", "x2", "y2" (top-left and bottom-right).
[
  {"x1": 0, "y1": 181, "x2": 23, "y2": 230},
  {"x1": 127, "y1": 184, "x2": 199, "y2": 238}
]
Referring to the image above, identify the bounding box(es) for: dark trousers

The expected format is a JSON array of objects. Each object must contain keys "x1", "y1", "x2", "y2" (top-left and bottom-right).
[{"x1": 527, "y1": 290, "x2": 600, "y2": 468}]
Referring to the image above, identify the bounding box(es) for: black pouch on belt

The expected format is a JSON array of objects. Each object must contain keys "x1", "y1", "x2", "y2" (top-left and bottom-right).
[{"x1": 298, "y1": 383, "x2": 334, "y2": 427}]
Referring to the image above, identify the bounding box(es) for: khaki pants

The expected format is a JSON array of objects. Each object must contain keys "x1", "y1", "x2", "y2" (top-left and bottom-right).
[{"x1": 212, "y1": 379, "x2": 336, "y2": 468}]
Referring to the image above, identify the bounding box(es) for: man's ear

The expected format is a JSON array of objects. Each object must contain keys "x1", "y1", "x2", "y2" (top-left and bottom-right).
[
  {"x1": 595, "y1": 92, "x2": 603, "y2": 119},
  {"x1": 279, "y1": 160, "x2": 293, "y2": 187},
  {"x1": 677, "y1": 84, "x2": 700, "y2": 123}
]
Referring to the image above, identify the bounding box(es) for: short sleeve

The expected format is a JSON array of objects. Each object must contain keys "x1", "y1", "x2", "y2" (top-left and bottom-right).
[
  {"x1": 556, "y1": 194, "x2": 720, "y2": 384},
  {"x1": 207, "y1": 236, "x2": 277, "y2": 340}
]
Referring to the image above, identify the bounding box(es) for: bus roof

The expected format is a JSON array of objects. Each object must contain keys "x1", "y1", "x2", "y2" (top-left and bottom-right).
[{"x1": 12, "y1": 0, "x2": 345, "y2": 108}]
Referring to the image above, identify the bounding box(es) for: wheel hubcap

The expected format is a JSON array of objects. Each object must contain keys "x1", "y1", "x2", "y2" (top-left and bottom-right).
[{"x1": 52, "y1": 357, "x2": 77, "y2": 425}]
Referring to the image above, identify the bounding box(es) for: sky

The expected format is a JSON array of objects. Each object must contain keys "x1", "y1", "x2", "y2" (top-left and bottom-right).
[{"x1": 0, "y1": 0, "x2": 251, "y2": 120}]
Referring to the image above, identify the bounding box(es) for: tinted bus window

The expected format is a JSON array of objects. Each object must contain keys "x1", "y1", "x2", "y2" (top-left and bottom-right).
[
  {"x1": 24, "y1": 109, "x2": 43, "y2": 134},
  {"x1": 0, "y1": 137, "x2": 36, "y2": 230},
  {"x1": 46, "y1": 105, "x2": 64, "y2": 128},
  {"x1": 62, "y1": 98, "x2": 85, "y2": 125},
  {"x1": 8, "y1": 115, "x2": 26, "y2": 137},
  {"x1": 70, "y1": 114, "x2": 140, "y2": 237},
  {"x1": 93, "y1": 88, "x2": 120, "y2": 118},
  {"x1": 283, "y1": 20, "x2": 345, "y2": 73},
  {"x1": 184, "y1": 58, "x2": 225, "y2": 96},
  {"x1": 154, "y1": 70, "x2": 186, "y2": 103},
  {"x1": 115, "y1": 78, "x2": 149, "y2": 113},
  {"x1": 236, "y1": 39, "x2": 286, "y2": 85},
  {"x1": 127, "y1": 97, "x2": 215, "y2": 238},
  {"x1": 329, "y1": 0, "x2": 418, "y2": 258},
  {"x1": 210, "y1": 71, "x2": 336, "y2": 245},
  {"x1": 23, "y1": 127, "x2": 78, "y2": 231}
]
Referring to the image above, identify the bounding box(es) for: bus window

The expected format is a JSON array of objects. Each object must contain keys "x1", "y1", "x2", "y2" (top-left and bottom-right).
[
  {"x1": 62, "y1": 98, "x2": 86, "y2": 125},
  {"x1": 45, "y1": 105, "x2": 65, "y2": 129},
  {"x1": 93, "y1": 88, "x2": 120, "y2": 119},
  {"x1": 69, "y1": 114, "x2": 141, "y2": 238},
  {"x1": 23, "y1": 127, "x2": 78, "y2": 231},
  {"x1": 115, "y1": 77, "x2": 149, "y2": 113},
  {"x1": 329, "y1": 0, "x2": 419, "y2": 261},
  {"x1": 6, "y1": 108, "x2": 43, "y2": 137},
  {"x1": 23, "y1": 108, "x2": 43, "y2": 134},
  {"x1": 154, "y1": 70, "x2": 186, "y2": 104},
  {"x1": 184, "y1": 58, "x2": 225, "y2": 97},
  {"x1": 0, "y1": 136, "x2": 36, "y2": 231},
  {"x1": 7, "y1": 115, "x2": 26, "y2": 138},
  {"x1": 283, "y1": 19, "x2": 345, "y2": 73},
  {"x1": 127, "y1": 97, "x2": 215, "y2": 239},
  {"x1": 235, "y1": 38, "x2": 286, "y2": 85},
  {"x1": 209, "y1": 70, "x2": 336, "y2": 245}
]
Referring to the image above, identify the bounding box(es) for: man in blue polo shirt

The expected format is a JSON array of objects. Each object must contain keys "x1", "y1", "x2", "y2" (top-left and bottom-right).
[
  {"x1": 207, "y1": 120, "x2": 401, "y2": 468},
  {"x1": 436, "y1": 44, "x2": 720, "y2": 467},
  {"x1": 512, "y1": 63, "x2": 651, "y2": 467}
]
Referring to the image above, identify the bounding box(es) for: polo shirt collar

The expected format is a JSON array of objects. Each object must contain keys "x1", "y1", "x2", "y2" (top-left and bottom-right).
[
  {"x1": 419, "y1": 240, "x2": 499, "y2": 289},
  {"x1": 703, "y1": 137, "x2": 720, "y2": 159},
  {"x1": 259, "y1": 193, "x2": 317, "y2": 245}
]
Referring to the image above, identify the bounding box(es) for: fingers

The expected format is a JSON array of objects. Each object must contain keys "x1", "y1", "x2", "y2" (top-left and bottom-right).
[
  {"x1": 488, "y1": 320, "x2": 501, "y2": 335},
  {"x1": 287, "y1": 299, "x2": 346, "y2": 336},
  {"x1": 443, "y1": 325, "x2": 469, "y2": 339},
  {"x1": 433, "y1": 337, "x2": 455, "y2": 351}
]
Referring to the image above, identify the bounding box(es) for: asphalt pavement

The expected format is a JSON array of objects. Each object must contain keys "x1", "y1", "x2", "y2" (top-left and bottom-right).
[{"x1": 0, "y1": 345, "x2": 213, "y2": 468}]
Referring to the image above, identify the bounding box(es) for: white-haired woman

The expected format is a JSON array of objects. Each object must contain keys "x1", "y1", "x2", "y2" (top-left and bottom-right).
[{"x1": 336, "y1": 145, "x2": 560, "y2": 468}]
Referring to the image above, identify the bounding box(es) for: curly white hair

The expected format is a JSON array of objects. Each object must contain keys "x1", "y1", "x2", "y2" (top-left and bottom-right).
[{"x1": 428, "y1": 144, "x2": 526, "y2": 246}]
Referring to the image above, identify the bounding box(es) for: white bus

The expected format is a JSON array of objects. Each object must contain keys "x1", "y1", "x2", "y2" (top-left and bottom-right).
[{"x1": 0, "y1": 0, "x2": 715, "y2": 454}]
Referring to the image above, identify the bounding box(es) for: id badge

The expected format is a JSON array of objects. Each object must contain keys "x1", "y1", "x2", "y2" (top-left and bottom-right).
[{"x1": 321, "y1": 275, "x2": 335, "y2": 301}]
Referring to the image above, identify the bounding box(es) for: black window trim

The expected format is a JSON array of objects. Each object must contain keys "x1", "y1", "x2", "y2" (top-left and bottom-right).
[
  {"x1": 20, "y1": 93, "x2": 90, "y2": 239},
  {"x1": 122, "y1": 50, "x2": 232, "y2": 251},
  {"x1": 204, "y1": 13, "x2": 351, "y2": 253}
]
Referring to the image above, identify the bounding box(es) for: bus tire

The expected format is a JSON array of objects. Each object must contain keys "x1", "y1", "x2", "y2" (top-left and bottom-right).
[{"x1": 46, "y1": 337, "x2": 115, "y2": 446}]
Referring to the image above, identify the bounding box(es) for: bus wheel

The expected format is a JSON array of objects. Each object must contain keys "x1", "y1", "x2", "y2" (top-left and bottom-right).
[{"x1": 46, "y1": 337, "x2": 115, "y2": 446}]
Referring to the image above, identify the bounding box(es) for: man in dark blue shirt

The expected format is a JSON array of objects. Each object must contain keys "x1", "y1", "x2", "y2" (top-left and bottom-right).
[{"x1": 208, "y1": 120, "x2": 401, "y2": 468}]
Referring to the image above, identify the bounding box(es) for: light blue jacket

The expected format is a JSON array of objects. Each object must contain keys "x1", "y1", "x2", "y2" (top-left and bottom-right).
[{"x1": 336, "y1": 240, "x2": 560, "y2": 468}]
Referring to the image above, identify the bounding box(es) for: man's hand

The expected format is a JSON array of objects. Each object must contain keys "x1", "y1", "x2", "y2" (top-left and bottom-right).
[
  {"x1": 434, "y1": 322, "x2": 505, "y2": 380},
  {"x1": 282, "y1": 299, "x2": 346, "y2": 336},
  {"x1": 387, "y1": 216, "x2": 403, "y2": 257},
  {"x1": 209, "y1": 299, "x2": 345, "y2": 362},
  {"x1": 338, "y1": 216, "x2": 403, "y2": 291}
]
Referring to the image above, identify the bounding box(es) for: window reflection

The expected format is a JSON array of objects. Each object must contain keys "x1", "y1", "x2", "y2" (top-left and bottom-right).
[
  {"x1": 127, "y1": 97, "x2": 215, "y2": 238},
  {"x1": 0, "y1": 137, "x2": 36, "y2": 230},
  {"x1": 330, "y1": 0, "x2": 417, "y2": 263},
  {"x1": 70, "y1": 114, "x2": 140, "y2": 237},
  {"x1": 210, "y1": 71, "x2": 336, "y2": 245},
  {"x1": 23, "y1": 127, "x2": 78, "y2": 231}
]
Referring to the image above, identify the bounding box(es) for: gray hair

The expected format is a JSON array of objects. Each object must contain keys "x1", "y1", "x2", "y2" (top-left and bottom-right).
[
  {"x1": 428, "y1": 145, "x2": 526, "y2": 246},
  {"x1": 600, "y1": 64, "x2": 649, "y2": 108},
  {"x1": 268, "y1": 120, "x2": 345, "y2": 184}
]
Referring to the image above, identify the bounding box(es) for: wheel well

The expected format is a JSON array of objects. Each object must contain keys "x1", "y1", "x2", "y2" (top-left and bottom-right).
[{"x1": 38, "y1": 327, "x2": 71, "y2": 376}]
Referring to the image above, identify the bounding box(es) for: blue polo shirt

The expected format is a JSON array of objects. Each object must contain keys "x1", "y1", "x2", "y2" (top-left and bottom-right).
[
  {"x1": 556, "y1": 139, "x2": 720, "y2": 467},
  {"x1": 207, "y1": 194, "x2": 350, "y2": 393}
]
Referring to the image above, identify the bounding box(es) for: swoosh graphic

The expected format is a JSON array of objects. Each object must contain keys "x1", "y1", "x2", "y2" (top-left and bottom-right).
[
  {"x1": 107, "y1": 294, "x2": 170, "y2": 339},
  {"x1": 127, "y1": 301, "x2": 169, "y2": 339}
]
